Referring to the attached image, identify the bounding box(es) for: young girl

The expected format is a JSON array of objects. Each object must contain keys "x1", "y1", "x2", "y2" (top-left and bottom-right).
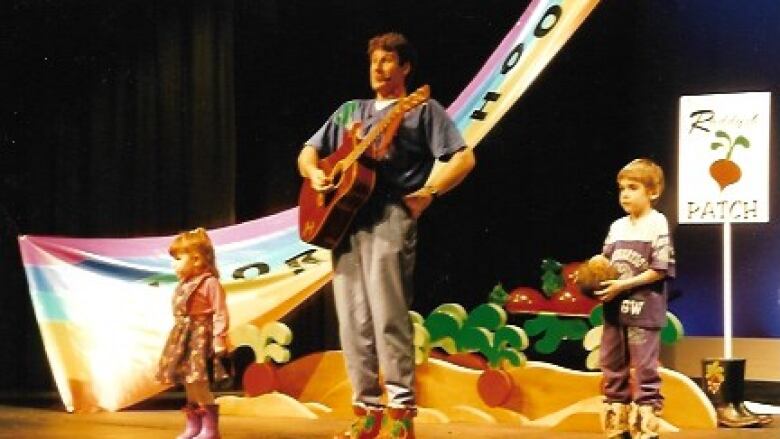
[{"x1": 156, "y1": 228, "x2": 229, "y2": 439}]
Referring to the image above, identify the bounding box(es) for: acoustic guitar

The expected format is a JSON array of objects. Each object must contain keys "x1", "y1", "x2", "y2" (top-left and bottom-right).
[{"x1": 298, "y1": 85, "x2": 430, "y2": 248}]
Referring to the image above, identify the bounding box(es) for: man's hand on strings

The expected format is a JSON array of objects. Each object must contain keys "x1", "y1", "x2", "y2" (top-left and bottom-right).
[{"x1": 308, "y1": 168, "x2": 334, "y2": 192}]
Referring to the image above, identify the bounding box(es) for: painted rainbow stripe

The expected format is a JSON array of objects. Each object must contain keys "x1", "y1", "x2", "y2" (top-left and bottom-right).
[
  {"x1": 447, "y1": 0, "x2": 600, "y2": 148},
  {"x1": 20, "y1": 208, "x2": 313, "y2": 323}
]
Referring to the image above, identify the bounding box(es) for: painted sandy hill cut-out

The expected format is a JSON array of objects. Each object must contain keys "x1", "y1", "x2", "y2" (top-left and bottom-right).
[{"x1": 218, "y1": 350, "x2": 716, "y2": 433}]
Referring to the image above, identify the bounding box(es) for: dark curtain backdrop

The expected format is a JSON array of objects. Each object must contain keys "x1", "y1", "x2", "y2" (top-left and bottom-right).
[
  {"x1": 0, "y1": 0, "x2": 236, "y2": 391},
  {"x1": 3, "y1": 0, "x2": 235, "y2": 238}
]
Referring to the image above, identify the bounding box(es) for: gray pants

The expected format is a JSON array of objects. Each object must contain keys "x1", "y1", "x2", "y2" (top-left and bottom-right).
[
  {"x1": 332, "y1": 202, "x2": 417, "y2": 409},
  {"x1": 600, "y1": 323, "x2": 663, "y2": 409}
]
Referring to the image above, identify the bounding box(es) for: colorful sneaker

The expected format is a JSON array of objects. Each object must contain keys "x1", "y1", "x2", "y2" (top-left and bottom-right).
[
  {"x1": 381, "y1": 407, "x2": 416, "y2": 439},
  {"x1": 334, "y1": 406, "x2": 384, "y2": 439}
]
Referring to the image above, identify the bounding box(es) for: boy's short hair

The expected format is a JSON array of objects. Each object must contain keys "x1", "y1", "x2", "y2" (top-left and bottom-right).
[
  {"x1": 367, "y1": 32, "x2": 417, "y2": 70},
  {"x1": 617, "y1": 158, "x2": 665, "y2": 198}
]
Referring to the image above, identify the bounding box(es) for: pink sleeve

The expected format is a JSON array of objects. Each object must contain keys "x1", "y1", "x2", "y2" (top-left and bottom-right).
[{"x1": 204, "y1": 277, "x2": 229, "y2": 337}]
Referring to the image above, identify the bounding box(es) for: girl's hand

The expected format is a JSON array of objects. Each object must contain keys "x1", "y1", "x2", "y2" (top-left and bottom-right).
[{"x1": 595, "y1": 279, "x2": 630, "y2": 302}]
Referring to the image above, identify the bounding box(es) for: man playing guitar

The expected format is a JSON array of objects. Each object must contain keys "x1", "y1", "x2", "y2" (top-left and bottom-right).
[{"x1": 296, "y1": 32, "x2": 475, "y2": 439}]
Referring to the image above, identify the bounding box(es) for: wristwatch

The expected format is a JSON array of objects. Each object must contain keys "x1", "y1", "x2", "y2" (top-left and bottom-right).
[{"x1": 424, "y1": 185, "x2": 439, "y2": 200}]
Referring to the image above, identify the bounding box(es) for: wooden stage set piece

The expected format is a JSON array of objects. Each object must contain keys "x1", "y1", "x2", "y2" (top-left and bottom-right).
[{"x1": 218, "y1": 350, "x2": 717, "y2": 434}]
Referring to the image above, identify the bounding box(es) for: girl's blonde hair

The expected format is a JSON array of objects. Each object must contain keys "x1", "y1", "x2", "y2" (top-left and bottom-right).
[
  {"x1": 617, "y1": 158, "x2": 665, "y2": 199},
  {"x1": 169, "y1": 227, "x2": 219, "y2": 278}
]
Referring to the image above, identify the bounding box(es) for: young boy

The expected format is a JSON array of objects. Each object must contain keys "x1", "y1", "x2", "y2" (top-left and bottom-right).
[{"x1": 595, "y1": 158, "x2": 675, "y2": 439}]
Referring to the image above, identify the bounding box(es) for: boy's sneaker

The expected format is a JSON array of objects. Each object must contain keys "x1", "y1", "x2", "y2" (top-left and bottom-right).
[
  {"x1": 629, "y1": 404, "x2": 660, "y2": 439},
  {"x1": 601, "y1": 402, "x2": 631, "y2": 439}
]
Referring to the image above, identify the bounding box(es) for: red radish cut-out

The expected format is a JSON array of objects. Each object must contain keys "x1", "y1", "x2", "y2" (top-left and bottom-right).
[
  {"x1": 709, "y1": 130, "x2": 749, "y2": 191},
  {"x1": 477, "y1": 368, "x2": 515, "y2": 407}
]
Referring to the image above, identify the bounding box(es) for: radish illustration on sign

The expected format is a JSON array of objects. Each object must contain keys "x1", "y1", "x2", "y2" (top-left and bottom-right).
[{"x1": 709, "y1": 130, "x2": 749, "y2": 191}]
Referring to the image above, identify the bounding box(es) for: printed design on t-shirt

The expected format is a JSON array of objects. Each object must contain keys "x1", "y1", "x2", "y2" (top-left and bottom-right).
[
  {"x1": 611, "y1": 247, "x2": 649, "y2": 278},
  {"x1": 621, "y1": 299, "x2": 645, "y2": 317},
  {"x1": 333, "y1": 100, "x2": 358, "y2": 127},
  {"x1": 653, "y1": 234, "x2": 674, "y2": 267}
]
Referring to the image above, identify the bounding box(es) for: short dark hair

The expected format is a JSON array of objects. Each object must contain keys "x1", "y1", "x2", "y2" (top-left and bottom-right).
[
  {"x1": 367, "y1": 32, "x2": 417, "y2": 70},
  {"x1": 617, "y1": 158, "x2": 665, "y2": 201}
]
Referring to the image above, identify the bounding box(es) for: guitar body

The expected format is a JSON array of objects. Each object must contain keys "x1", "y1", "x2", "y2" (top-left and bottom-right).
[
  {"x1": 298, "y1": 124, "x2": 376, "y2": 248},
  {"x1": 298, "y1": 85, "x2": 430, "y2": 249}
]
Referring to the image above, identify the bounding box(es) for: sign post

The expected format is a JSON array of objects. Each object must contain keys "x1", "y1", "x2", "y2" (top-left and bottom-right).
[{"x1": 679, "y1": 91, "x2": 771, "y2": 427}]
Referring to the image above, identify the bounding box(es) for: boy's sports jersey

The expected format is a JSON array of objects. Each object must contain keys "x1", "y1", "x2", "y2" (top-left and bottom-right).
[{"x1": 602, "y1": 209, "x2": 675, "y2": 328}]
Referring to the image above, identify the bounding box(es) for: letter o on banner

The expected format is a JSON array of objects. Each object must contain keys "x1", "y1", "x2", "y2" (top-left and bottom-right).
[
  {"x1": 232, "y1": 262, "x2": 270, "y2": 279},
  {"x1": 534, "y1": 5, "x2": 562, "y2": 38}
]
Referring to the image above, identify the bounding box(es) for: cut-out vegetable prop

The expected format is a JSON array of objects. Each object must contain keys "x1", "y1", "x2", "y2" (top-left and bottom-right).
[
  {"x1": 236, "y1": 321, "x2": 293, "y2": 396},
  {"x1": 524, "y1": 314, "x2": 589, "y2": 354},
  {"x1": 504, "y1": 286, "x2": 548, "y2": 314},
  {"x1": 460, "y1": 304, "x2": 528, "y2": 407},
  {"x1": 459, "y1": 304, "x2": 529, "y2": 368},
  {"x1": 540, "y1": 258, "x2": 565, "y2": 297},
  {"x1": 503, "y1": 259, "x2": 600, "y2": 317},
  {"x1": 710, "y1": 130, "x2": 750, "y2": 191},
  {"x1": 487, "y1": 282, "x2": 510, "y2": 306},
  {"x1": 416, "y1": 303, "x2": 528, "y2": 368},
  {"x1": 410, "y1": 311, "x2": 431, "y2": 365},
  {"x1": 412, "y1": 302, "x2": 529, "y2": 407},
  {"x1": 423, "y1": 303, "x2": 468, "y2": 356}
]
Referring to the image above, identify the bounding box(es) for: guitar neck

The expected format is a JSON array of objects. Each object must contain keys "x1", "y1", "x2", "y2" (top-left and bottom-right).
[
  {"x1": 339, "y1": 85, "x2": 430, "y2": 168},
  {"x1": 343, "y1": 111, "x2": 397, "y2": 164}
]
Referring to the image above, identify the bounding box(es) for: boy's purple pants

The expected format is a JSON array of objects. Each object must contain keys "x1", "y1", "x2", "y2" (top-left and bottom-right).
[{"x1": 600, "y1": 323, "x2": 662, "y2": 409}]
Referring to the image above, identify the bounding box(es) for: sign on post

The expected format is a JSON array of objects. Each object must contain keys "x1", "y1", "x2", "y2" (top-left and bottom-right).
[
  {"x1": 678, "y1": 91, "x2": 771, "y2": 359},
  {"x1": 679, "y1": 92, "x2": 771, "y2": 224}
]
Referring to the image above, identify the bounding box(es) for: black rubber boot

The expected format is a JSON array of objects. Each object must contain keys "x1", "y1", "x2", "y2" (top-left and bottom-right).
[
  {"x1": 701, "y1": 358, "x2": 762, "y2": 428},
  {"x1": 736, "y1": 402, "x2": 773, "y2": 426}
]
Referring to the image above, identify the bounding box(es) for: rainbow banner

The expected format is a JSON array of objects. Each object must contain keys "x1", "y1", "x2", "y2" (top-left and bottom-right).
[
  {"x1": 18, "y1": 0, "x2": 598, "y2": 413},
  {"x1": 447, "y1": 0, "x2": 600, "y2": 148},
  {"x1": 19, "y1": 208, "x2": 332, "y2": 412}
]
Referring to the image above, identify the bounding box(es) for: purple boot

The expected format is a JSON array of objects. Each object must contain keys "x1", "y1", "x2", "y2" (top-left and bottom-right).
[
  {"x1": 177, "y1": 404, "x2": 202, "y2": 439},
  {"x1": 193, "y1": 404, "x2": 221, "y2": 439}
]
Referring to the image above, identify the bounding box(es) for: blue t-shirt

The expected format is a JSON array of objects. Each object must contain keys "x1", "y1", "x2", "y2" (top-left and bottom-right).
[
  {"x1": 307, "y1": 98, "x2": 466, "y2": 195},
  {"x1": 602, "y1": 209, "x2": 676, "y2": 328}
]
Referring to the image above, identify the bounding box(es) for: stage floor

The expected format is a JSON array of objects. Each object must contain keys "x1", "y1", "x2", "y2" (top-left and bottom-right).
[{"x1": 0, "y1": 405, "x2": 778, "y2": 439}]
